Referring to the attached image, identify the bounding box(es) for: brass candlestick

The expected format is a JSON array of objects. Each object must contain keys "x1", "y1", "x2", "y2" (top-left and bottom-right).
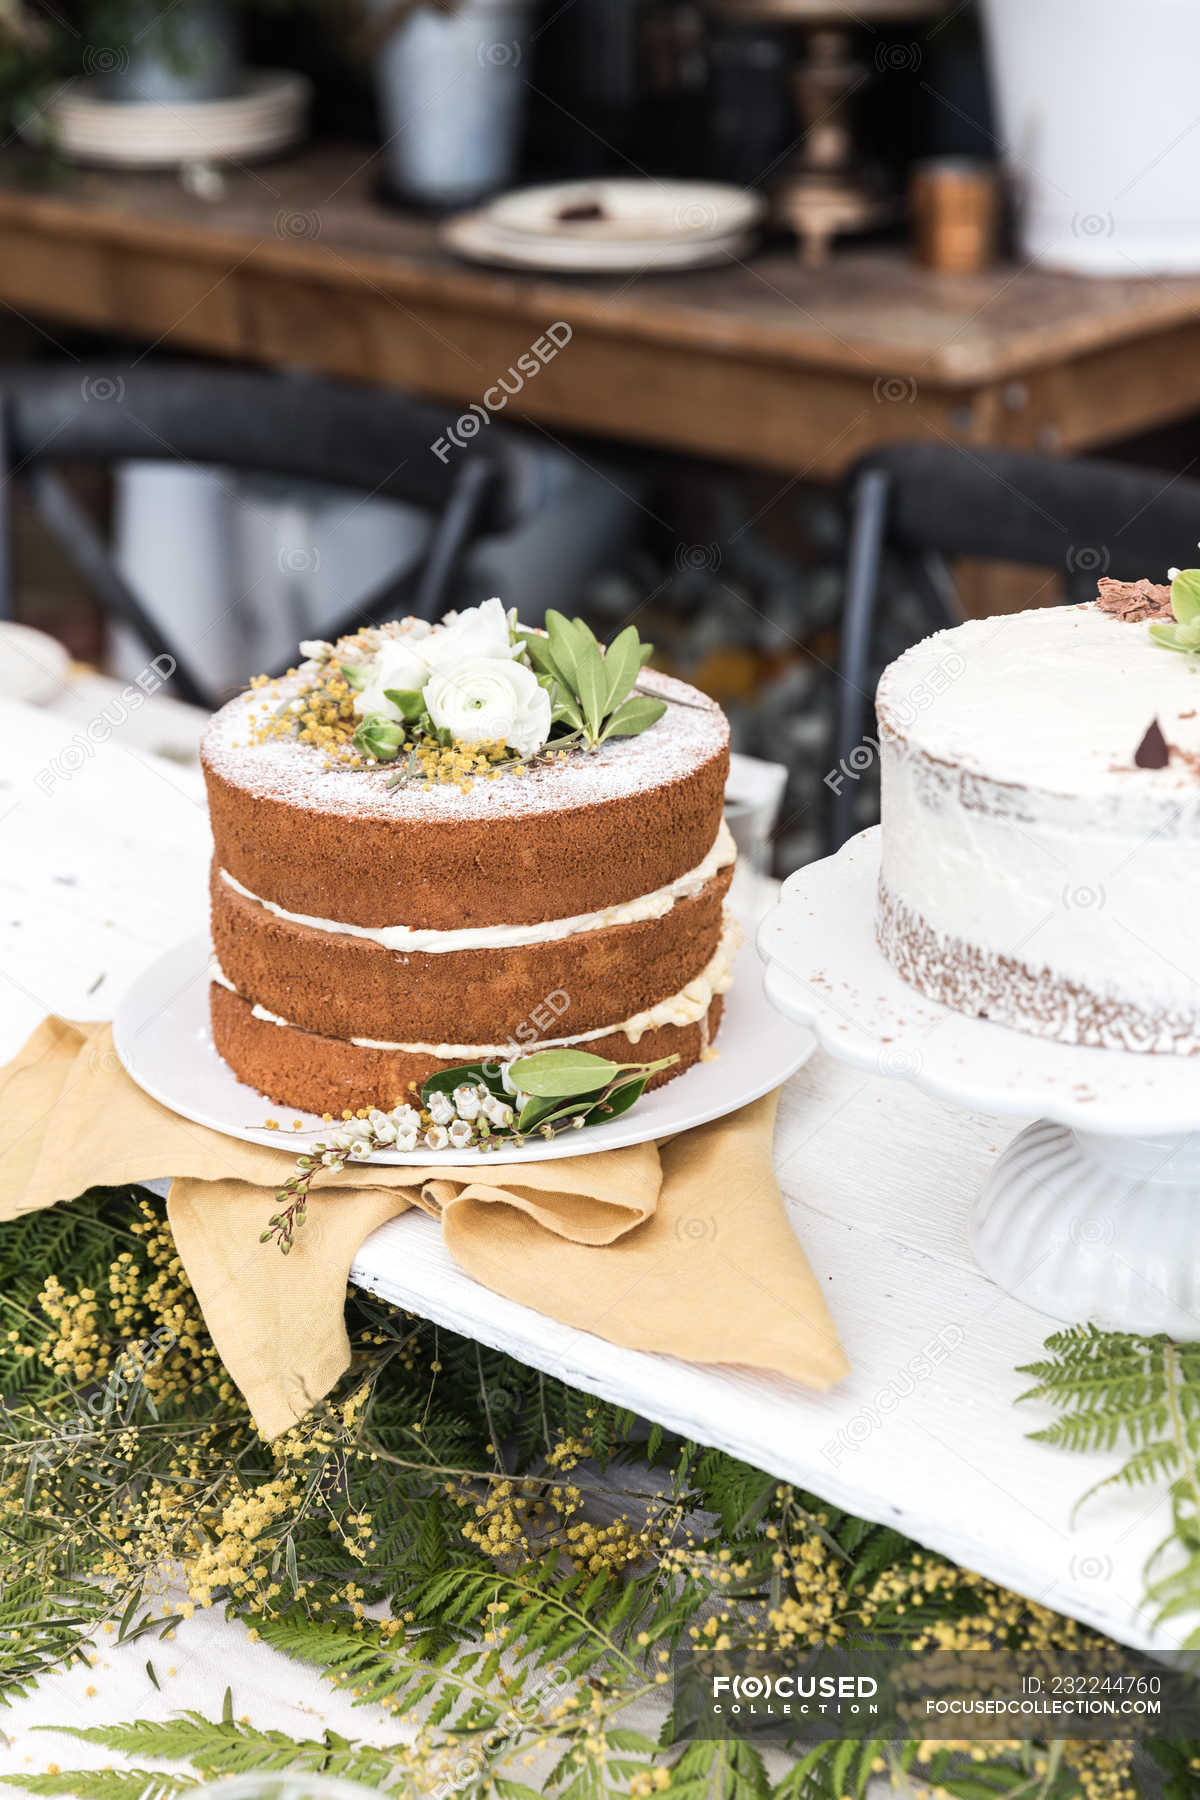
[{"x1": 712, "y1": 0, "x2": 947, "y2": 265}]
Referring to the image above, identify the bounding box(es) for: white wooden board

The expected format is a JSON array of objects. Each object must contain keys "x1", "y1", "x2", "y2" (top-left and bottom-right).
[{"x1": 0, "y1": 692, "x2": 1187, "y2": 1656}]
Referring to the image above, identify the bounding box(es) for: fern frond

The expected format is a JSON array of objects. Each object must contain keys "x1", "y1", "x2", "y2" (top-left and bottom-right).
[
  {"x1": 0, "y1": 1772, "x2": 197, "y2": 1799},
  {"x1": 1021, "y1": 1325, "x2": 1200, "y2": 1637},
  {"x1": 48, "y1": 1715, "x2": 400, "y2": 1789}
]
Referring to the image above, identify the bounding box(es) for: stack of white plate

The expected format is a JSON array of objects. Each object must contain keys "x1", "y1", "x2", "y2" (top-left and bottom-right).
[
  {"x1": 42, "y1": 70, "x2": 311, "y2": 169},
  {"x1": 441, "y1": 178, "x2": 766, "y2": 272}
]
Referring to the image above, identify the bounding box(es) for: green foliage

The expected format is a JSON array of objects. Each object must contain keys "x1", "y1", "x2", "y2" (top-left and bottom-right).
[
  {"x1": 1141, "y1": 1734, "x2": 1200, "y2": 1800},
  {"x1": 1020, "y1": 1325, "x2": 1200, "y2": 1640},
  {"x1": 6, "y1": 1773, "x2": 198, "y2": 1799},
  {"x1": 0, "y1": 1191, "x2": 1168, "y2": 1799},
  {"x1": 20, "y1": 1694, "x2": 401, "y2": 1788},
  {"x1": 383, "y1": 687, "x2": 427, "y2": 722},
  {"x1": 1150, "y1": 569, "x2": 1200, "y2": 652},
  {"x1": 521, "y1": 615, "x2": 665, "y2": 747},
  {"x1": 1172, "y1": 571, "x2": 1200, "y2": 626},
  {"x1": 352, "y1": 712, "x2": 406, "y2": 762}
]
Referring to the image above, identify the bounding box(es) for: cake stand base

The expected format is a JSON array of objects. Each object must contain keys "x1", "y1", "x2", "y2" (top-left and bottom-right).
[{"x1": 971, "y1": 1123, "x2": 1200, "y2": 1336}]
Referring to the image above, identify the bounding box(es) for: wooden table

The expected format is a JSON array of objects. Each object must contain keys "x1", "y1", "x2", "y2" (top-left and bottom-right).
[{"x1": 4, "y1": 144, "x2": 1200, "y2": 482}]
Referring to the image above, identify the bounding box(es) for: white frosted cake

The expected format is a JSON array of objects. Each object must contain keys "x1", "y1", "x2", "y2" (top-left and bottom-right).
[{"x1": 875, "y1": 578, "x2": 1200, "y2": 1054}]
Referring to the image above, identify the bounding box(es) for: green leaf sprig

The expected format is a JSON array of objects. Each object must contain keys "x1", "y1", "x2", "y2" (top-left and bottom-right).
[
  {"x1": 423, "y1": 1045, "x2": 678, "y2": 1142},
  {"x1": 518, "y1": 613, "x2": 667, "y2": 747},
  {"x1": 262, "y1": 1047, "x2": 677, "y2": 1251},
  {"x1": 504, "y1": 1046, "x2": 677, "y2": 1137},
  {"x1": 1150, "y1": 568, "x2": 1200, "y2": 655}
]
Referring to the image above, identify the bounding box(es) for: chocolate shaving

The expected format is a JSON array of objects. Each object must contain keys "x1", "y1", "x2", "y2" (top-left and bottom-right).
[
  {"x1": 557, "y1": 200, "x2": 606, "y2": 222},
  {"x1": 1134, "y1": 717, "x2": 1171, "y2": 768},
  {"x1": 1095, "y1": 577, "x2": 1174, "y2": 623}
]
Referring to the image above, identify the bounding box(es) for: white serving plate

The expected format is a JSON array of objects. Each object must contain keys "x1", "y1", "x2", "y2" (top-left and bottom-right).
[
  {"x1": 485, "y1": 178, "x2": 766, "y2": 243},
  {"x1": 441, "y1": 213, "x2": 756, "y2": 274},
  {"x1": 113, "y1": 935, "x2": 814, "y2": 1165}
]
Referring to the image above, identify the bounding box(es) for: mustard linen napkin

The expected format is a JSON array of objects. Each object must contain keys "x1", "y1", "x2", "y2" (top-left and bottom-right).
[{"x1": 0, "y1": 1017, "x2": 848, "y2": 1439}]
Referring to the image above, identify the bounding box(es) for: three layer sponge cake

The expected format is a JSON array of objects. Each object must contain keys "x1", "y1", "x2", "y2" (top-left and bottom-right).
[{"x1": 202, "y1": 617, "x2": 736, "y2": 1115}]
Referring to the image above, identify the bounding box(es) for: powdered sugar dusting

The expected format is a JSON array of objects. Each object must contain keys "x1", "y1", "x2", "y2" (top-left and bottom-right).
[{"x1": 202, "y1": 667, "x2": 728, "y2": 820}]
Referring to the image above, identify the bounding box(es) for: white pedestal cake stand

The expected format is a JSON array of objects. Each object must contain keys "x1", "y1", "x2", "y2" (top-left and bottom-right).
[{"x1": 758, "y1": 830, "x2": 1200, "y2": 1337}]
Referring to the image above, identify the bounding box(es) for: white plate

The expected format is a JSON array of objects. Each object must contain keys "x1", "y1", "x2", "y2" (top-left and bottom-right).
[
  {"x1": 758, "y1": 829, "x2": 1200, "y2": 1137},
  {"x1": 485, "y1": 178, "x2": 766, "y2": 244},
  {"x1": 441, "y1": 214, "x2": 755, "y2": 274},
  {"x1": 0, "y1": 622, "x2": 70, "y2": 705},
  {"x1": 41, "y1": 71, "x2": 311, "y2": 168},
  {"x1": 113, "y1": 934, "x2": 814, "y2": 1165}
]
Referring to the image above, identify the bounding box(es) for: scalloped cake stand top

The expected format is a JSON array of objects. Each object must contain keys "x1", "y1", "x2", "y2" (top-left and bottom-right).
[{"x1": 757, "y1": 829, "x2": 1200, "y2": 1138}]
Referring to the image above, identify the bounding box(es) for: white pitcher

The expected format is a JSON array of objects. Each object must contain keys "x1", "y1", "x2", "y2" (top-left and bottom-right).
[
  {"x1": 981, "y1": 0, "x2": 1200, "y2": 273},
  {"x1": 374, "y1": 0, "x2": 536, "y2": 207}
]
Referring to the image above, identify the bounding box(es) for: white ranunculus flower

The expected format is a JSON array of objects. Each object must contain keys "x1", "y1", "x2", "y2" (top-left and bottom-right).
[
  {"x1": 425, "y1": 657, "x2": 551, "y2": 757},
  {"x1": 421, "y1": 597, "x2": 515, "y2": 673},
  {"x1": 353, "y1": 636, "x2": 432, "y2": 719}
]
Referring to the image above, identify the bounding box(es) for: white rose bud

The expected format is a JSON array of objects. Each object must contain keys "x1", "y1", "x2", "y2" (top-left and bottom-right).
[
  {"x1": 481, "y1": 1094, "x2": 514, "y2": 1127},
  {"x1": 428, "y1": 1091, "x2": 456, "y2": 1126},
  {"x1": 424, "y1": 1124, "x2": 450, "y2": 1150},
  {"x1": 453, "y1": 1084, "x2": 483, "y2": 1120},
  {"x1": 425, "y1": 657, "x2": 551, "y2": 758},
  {"x1": 448, "y1": 1119, "x2": 475, "y2": 1149},
  {"x1": 353, "y1": 636, "x2": 432, "y2": 721},
  {"x1": 421, "y1": 597, "x2": 515, "y2": 672}
]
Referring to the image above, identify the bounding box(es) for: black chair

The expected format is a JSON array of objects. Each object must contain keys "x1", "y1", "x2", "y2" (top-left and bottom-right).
[
  {"x1": 832, "y1": 440, "x2": 1200, "y2": 849},
  {"x1": 0, "y1": 361, "x2": 556, "y2": 709}
]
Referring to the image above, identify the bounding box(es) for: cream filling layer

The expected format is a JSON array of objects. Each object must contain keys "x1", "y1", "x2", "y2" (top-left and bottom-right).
[
  {"x1": 219, "y1": 820, "x2": 737, "y2": 954},
  {"x1": 211, "y1": 912, "x2": 742, "y2": 1056}
]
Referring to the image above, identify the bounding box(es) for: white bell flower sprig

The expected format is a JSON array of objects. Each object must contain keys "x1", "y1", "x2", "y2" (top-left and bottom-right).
[{"x1": 261, "y1": 1047, "x2": 678, "y2": 1254}]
